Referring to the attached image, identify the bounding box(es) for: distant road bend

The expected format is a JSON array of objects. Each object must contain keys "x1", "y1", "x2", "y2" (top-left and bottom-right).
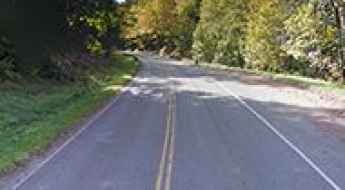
[{"x1": 4, "y1": 53, "x2": 345, "y2": 190}]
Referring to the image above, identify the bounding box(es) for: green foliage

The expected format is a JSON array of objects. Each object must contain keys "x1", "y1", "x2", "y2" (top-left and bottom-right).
[
  {"x1": 284, "y1": 3, "x2": 321, "y2": 61},
  {"x1": 132, "y1": 0, "x2": 178, "y2": 50},
  {"x1": 283, "y1": 2, "x2": 337, "y2": 76},
  {"x1": 86, "y1": 39, "x2": 104, "y2": 55},
  {"x1": 68, "y1": 1, "x2": 120, "y2": 54},
  {"x1": 0, "y1": 0, "x2": 68, "y2": 78},
  {"x1": 174, "y1": 0, "x2": 201, "y2": 56},
  {"x1": 193, "y1": 0, "x2": 247, "y2": 66},
  {"x1": 2, "y1": 0, "x2": 345, "y2": 82},
  {"x1": 0, "y1": 36, "x2": 17, "y2": 80},
  {"x1": 318, "y1": 0, "x2": 345, "y2": 81},
  {"x1": 0, "y1": 54, "x2": 138, "y2": 175},
  {"x1": 0, "y1": 0, "x2": 122, "y2": 81},
  {"x1": 189, "y1": 0, "x2": 344, "y2": 81},
  {"x1": 244, "y1": 0, "x2": 287, "y2": 72},
  {"x1": 121, "y1": 0, "x2": 201, "y2": 55}
]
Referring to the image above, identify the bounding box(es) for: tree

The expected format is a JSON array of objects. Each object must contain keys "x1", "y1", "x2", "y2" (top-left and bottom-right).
[
  {"x1": 0, "y1": 0, "x2": 121, "y2": 80},
  {"x1": 320, "y1": 0, "x2": 345, "y2": 82},
  {"x1": 193, "y1": 0, "x2": 248, "y2": 66},
  {"x1": 244, "y1": 0, "x2": 288, "y2": 72},
  {"x1": 174, "y1": 0, "x2": 201, "y2": 56},
  {"x1": 283, "y1": 1, "x2": 337, "y2": 77},
  {"x1": 0, "y1": 36, "x2": 16, "y2": 80},
  {"x1": 67, "y1": 0, "x2": 120, "y2": 55},
  {"x1": 123, "y1": 0, "x2": 177, "y2": 50}
]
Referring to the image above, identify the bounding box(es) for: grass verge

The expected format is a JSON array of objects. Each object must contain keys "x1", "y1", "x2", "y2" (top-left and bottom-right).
[{"x1": 0, "y1": 54, "x2": 138, "y2": 175}]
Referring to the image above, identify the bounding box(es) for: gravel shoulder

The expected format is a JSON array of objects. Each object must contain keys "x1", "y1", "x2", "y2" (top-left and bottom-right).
[{"x1": 187, "y1": 61, "x2": 345, "y2": 140}]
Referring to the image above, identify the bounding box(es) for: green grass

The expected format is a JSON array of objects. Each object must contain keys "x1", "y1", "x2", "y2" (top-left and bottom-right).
[
  {"x1": 0, "y1": 54, "x2": 138, "y2": 175},
  {"x1": 198, "y1": 62, "x2": 345, "y2": 96}
]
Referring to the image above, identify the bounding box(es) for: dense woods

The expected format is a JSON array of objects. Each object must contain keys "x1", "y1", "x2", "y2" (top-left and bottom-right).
[
  {"x1": 120, "y1": 0, "x2": 201, "y2": 56},
  {"x1": 0, "y1": 0, "x2": 121, "y2": 81},
  {"x1": 1, "y1": 0, "x2": 345, "y2": 83},
  {"x1": 120, "y1": 0, "x2": 345, "y2": 83}
]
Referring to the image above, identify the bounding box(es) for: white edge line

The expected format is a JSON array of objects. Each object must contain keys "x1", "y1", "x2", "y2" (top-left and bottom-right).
[
  {"x1": 215, "y1": 81, "x2": 342, "y2": 190},
  {"x1": 11, "y1": 75, "x2": 139, "y2": 190}
]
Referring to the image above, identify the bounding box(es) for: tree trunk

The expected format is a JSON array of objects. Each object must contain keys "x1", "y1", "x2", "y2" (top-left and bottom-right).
[
  {"x1": 330, "y1": 0, "x2": 345, "y2": 83},
  {"x1": 339, "y1": 1, "x2": 345, "y2": 83}
]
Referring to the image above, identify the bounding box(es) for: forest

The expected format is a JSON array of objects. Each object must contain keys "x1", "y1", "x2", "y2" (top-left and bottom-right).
[
  {"x1": 1, "y1": 0, "x2": 345, "y2": 83},
  {"x1": 121, "y1": 0, "x2": 345, "y2": 83}
]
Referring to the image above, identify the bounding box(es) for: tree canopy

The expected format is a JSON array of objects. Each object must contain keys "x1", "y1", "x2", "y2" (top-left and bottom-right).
[
  {"x1": 0, "y1": 0, "x2": 122, "y2": 80},
  {"x1": 1, "y1": 0, "x2": 345, "y2": 83}
]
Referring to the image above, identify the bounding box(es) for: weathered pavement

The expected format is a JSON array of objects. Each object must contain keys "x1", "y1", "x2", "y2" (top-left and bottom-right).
[{"x1": 3, "y1": 54, "x2": 345, "y2": 190}]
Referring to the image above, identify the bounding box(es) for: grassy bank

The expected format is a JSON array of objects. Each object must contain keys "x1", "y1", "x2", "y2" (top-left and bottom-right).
[{"x1": 0, "y1": 54, "x2": 138, "y2": 175}]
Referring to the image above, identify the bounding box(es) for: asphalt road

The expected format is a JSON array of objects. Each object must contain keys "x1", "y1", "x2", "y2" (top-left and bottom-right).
[{"x1": 4, "y1": 54, "x2": 345, "y2": 190}]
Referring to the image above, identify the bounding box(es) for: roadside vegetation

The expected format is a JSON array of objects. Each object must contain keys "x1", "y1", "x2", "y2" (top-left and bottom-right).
[
  {"x1": 0, "y1": 54, "x2": 137, "y2": 175},
  {"x1": 0, "y1": 0, "x2": 138, "y2": 175},
  {"x1": 121, "y1": 0, "x2": 345, "y2": 85},
  {"x1": 0, "y1": 0, "x2": 121, "y2": 82},
  {"x1": 2, "y1": 0, "x2": 345, "y2": 89}
]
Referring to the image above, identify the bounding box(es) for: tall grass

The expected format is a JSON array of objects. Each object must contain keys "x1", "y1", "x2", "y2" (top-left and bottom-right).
[{"x1": 0, "y1": 54, "x2": 138, "y2": 175}]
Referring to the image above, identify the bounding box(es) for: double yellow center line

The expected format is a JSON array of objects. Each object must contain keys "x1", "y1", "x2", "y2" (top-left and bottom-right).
[{"x1": 155, "y1": 92, "x2": 176, "y2": 190}]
